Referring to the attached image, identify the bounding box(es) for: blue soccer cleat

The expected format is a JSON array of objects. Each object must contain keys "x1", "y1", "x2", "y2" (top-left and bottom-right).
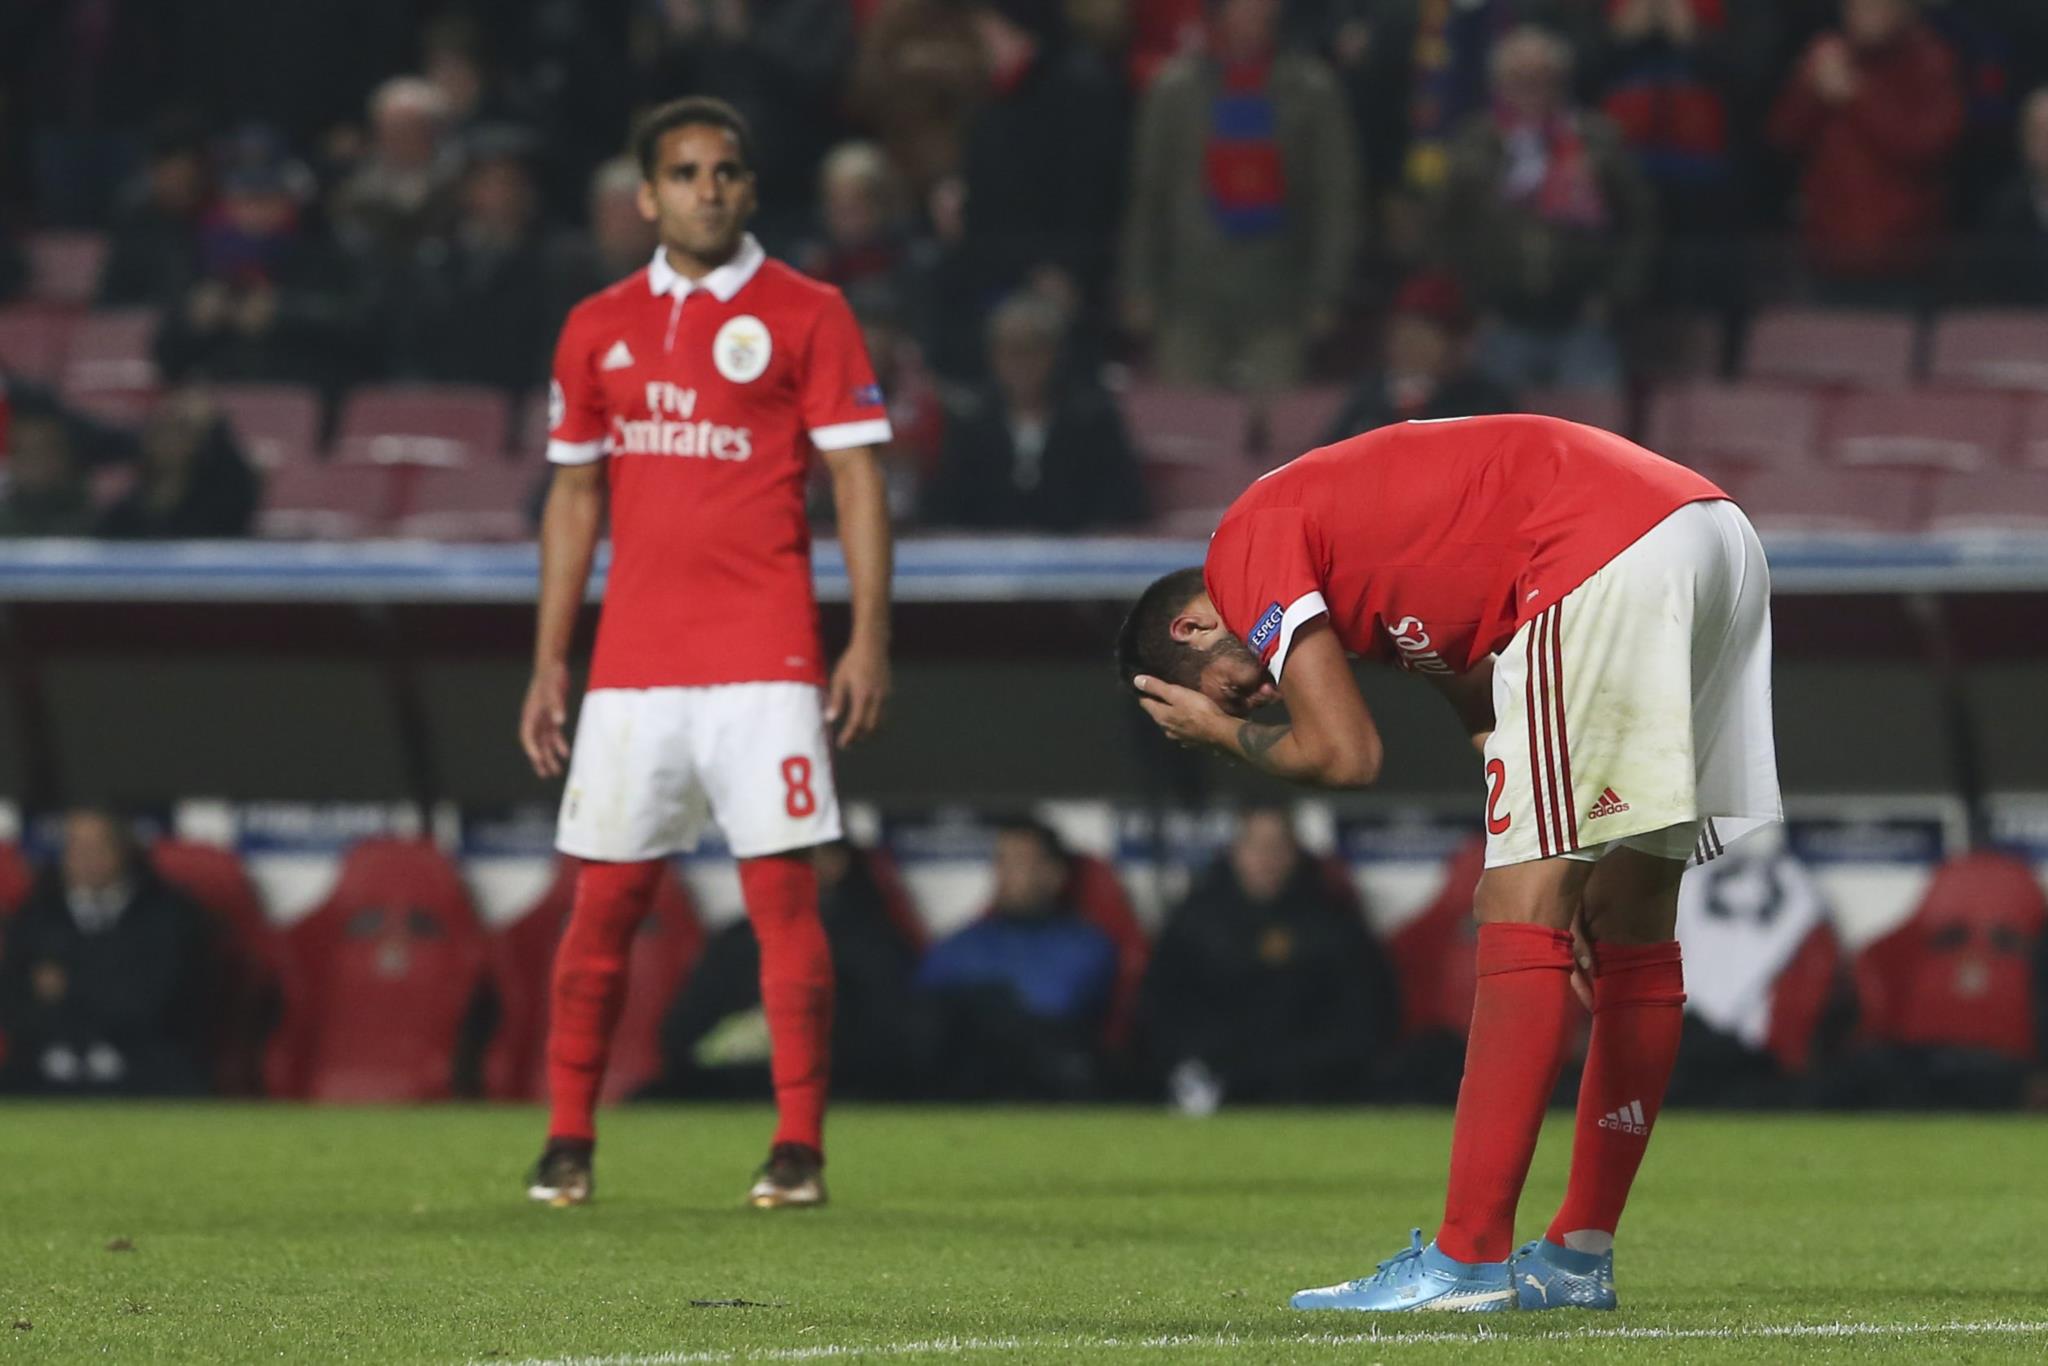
[
  {"x1": 1290, "y1": 1230, "x2": 1514, "y2": 1312},
  {"x1": 1512, "y1": 1239, "x2": 1618, "y2": 1310}
]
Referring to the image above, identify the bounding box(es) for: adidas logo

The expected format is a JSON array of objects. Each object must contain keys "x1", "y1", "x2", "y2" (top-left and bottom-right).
[
  {"x1": 1598, "y1": 1100, "x2": 1649, "y2": 1136},
  {"x1": 601, "y1": 339, "x2": 636, "y2": 371},
  {"x1": 1587, "y1": 787, "x2": 1631, "y2": 820}
]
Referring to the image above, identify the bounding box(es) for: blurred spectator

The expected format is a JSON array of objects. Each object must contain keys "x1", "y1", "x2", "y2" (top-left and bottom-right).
[
  {"x1": 98, "y1": 118, "x2": 213, "y2": 308},
  {"x1": 1767, "y1": 0, "x2": 1963, "y2": 305},
  {"x1": 1322, "y1": 271, "x2": 1515, "y2": 441},
  {"x1": 1126, "y1": 0, "x2": 1205, "y2": 91},
  {"x1": 657, "y1": 843, "x2": 923, "y2": 1101},
  {"x1": 922, "y1": 293, "x2": 1147, "y2": 531},
  {"x1": 1983, "y1": 87, "x2": 2048, "y2": 304},
  {"x1": 544, "y1": 156, "x2": 662, "y2": 324},
  {"x1": 849, "y1": 0, "x2": 987, "y2": 201},
  {"x1": 155, "y1": 130, "x2": 365, "y2": 392},
  {"x1": 847, "y1": 280, "x2": 946, "y2": 513},
  {"x1": 1138, "y1": 809, "x2": 1396, "y2": 1109},
  {"x1": 330, "y1": 76, "x2": 463, "y2": 264},
  {"x1": 1432, "y1": 25, "x2": 1655, "y2": 392},
  {"x1": 0, "y1": 809, "x2": 215, "y2": 1096},
  {"x1": 6, "y1": 2, "x2": 177, "y2": 226},
  {"x1": 389, "y1": 131, "x2": 554, "y2": 393},
  {"x1": 0, "y1": 408, "x2": 95, "y2": 537},
  {"x1": 796, "y1": 142, "x2": 916, "y2": 295},
  {"x1": 98, "y1": 388, "x2": 259, "y2": 539},
  {"x1": 1119, "y1": 0, "x2": 1359, "y2": 390},
  {"x1": 916, "y1": 819, "x2": 1118, "y2": 1100},
  {"x1": 419, "y1": 14, "x2": 538, "y2": 145},
  {"x1": 630, "y1": 0, "x2": 854, "y2": 240}
]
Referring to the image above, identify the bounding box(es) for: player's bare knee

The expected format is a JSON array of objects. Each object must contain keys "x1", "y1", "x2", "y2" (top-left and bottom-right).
[
  {"x1": 1473, "y1": 859, "x2": 1590, "y2": 931},
  {"x1": 1581, "y1": 850, "x2": 1685, "y2": 944}
]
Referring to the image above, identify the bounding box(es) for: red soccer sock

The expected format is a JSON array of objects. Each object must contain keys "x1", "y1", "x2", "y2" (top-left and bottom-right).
[
  {"x1": 1435, "y1": 922, "x2": 1579, "y2": 1264},
  {"x1": 739, "y1": 853, "x2": 834, "y2": 1156},
  {"x1": 545, "y1": 858, "x2": 663, "y2": 1143},
  {"x1": 1546, "y1": 940, "x2": 1686, "y2": 1250}
]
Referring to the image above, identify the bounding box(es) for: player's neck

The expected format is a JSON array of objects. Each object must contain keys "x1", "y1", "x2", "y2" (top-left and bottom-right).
[{"x1": 661, "y1": 242, "x2": 740, "y2": 282}]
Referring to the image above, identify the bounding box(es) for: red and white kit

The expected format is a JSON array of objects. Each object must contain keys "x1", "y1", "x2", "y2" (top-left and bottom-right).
[
  {"x1": 547, "y1": 236, "x2": 891, "y2": 859},
  {"x1": 1203, "y1": 414, "x2": 1781, "y2": 868}
]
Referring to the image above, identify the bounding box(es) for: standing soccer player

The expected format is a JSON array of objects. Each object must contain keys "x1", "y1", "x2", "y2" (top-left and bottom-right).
[
  {"x1": 519, "y1": 98, "x2": 893, "y2": 1210},
  {"x1": 1118, "y1": 414, "x2": 1780, "y2": 1310}
]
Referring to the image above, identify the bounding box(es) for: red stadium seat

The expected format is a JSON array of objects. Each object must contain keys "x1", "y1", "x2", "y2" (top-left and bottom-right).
[
  {"x1": 26, "y1": 232, "x2": 108, "y2": 306},
  {"x1": 2018, "y1": 396, "x2": 2048, "y2": 469},
  {"x1": 334, "y1": 384, "x2": 511, "y2": 467},
  {"x1": 1646, "y1": 382, "x2": 1823, "y2": 471},
  {"x1": 1928, "y1": 310, "x2": 2048, "y2": 393},
  {"x1": 1064, "y1": 854, "x2": 1149, "y2": 1050},
  {"x1": 257, "y1": 463, "x2": 400, "y2": 539},
  {"x1": 267, "y1": 838, "x2": 497, "y2": 1102},
  {"x1": 212, "y1": 383, "x2": 323, "y2": 470},
  {"x1": 514, "y1": 388, "x2": 551, "y2": 462},
  {"x1": 1259, "y1": 386, "x2": 1349, "y2": 457},
  {"x1": 488, "y1": 857, "x2": 703, "y2": 1102},
  {"x1": 1386, "y1": 837, "x2": 1484, "y2": 1041},
  {"x1": 0, "y1": 307, "x2": 78, "y2": 383},
  {"x1": 1853, "y1": 850, "x2": 2046, "y2": 1062},
  {"x1": 391, "y1": 464, "x2": 535, "y2": 541},
  {"x1": 1743, "y1": 308, "x2": 1915, "y2": 390},
  {"x1": 151, "y1": 840, "x2": 279, "y2": 1096},
  {"x1": 1740, "y1": 466, "x2": 1926, "y2": 534},
  {"x1": 61, "y1": 308, "x2": 160, "y2": 400},
  {"x1": 0, "y1": 841, "x2": 32, "y2": 917},
  {"x1": 863, "y1": 845, "x2": 929, "y2": 952},
  {"x1": 1763, "y1": 924, "x2": 1846, "y2": 1077},
  {"x1": 1824, "y1": 391, "x2": 2017, "y2": 472},
  {"x1": 1123, "y1": 385, "x2": 1253, "y2": 468},
  {"x1": 1928, "y1": 470, "x2": 2048, "y2": 532},
  {"x1": 1519, "y1": 387, "x2": 1630, "y2": 437}
]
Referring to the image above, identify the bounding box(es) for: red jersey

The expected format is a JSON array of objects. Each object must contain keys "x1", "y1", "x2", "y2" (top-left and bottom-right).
[
  {"x1": 1204, "y1": 415, "x2": 1726, "y2": 679},
  {"x1": 547, "y1": 237, "x2": 891, "y2": 688}
]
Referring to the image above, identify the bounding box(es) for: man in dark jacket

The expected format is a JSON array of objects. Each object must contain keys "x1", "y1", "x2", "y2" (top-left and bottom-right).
[
  {"x1": 1983, "y1": 86, "x2": 2048, "y2": 304},
  {"x1": 0, "y1": 809, "x2": 217, "y2": 1096},
  {"x1": 1140, "y1": 807, "x2": 1396, "y2": 1108},
  {"x1": 98, "y1": 388, "x2": 260, "y2": 539},
  {"x1": 1324, "y1": 272, "x2": 1515, "y2": 443}
]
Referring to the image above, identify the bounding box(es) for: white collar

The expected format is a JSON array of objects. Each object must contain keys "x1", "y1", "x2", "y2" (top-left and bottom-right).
[{"x1": 647, "y1": 235, "x2": 766, "y2": 303}]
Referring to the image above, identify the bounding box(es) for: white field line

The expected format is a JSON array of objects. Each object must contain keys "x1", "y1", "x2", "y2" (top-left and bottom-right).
[{"x1": 476, "y1": 1318, "x2": 2048, "y2": 1366}]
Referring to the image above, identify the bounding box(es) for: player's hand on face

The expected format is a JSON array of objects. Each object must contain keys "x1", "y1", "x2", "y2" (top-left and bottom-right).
[
  {"x1": 1132, "y1": 674, "x2": 1231, "y2": 751},
  {"x1": 520, "y1": 661, "x2": 573, "y2": 779},
  {"x1": 827, "y1": 638, "x2": 890, "y2": 747}
]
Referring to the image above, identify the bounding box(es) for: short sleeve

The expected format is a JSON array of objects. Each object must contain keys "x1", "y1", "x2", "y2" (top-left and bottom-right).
[
  {"x1": 546, "y1": 309, "x2": 608, "y2": 465},
  {"x1": 800, "y1": 289, "x2": 893, "y2": 452},
  {"x1": 1203, "y1": 507, "x2": 1329, "y2": 682}
]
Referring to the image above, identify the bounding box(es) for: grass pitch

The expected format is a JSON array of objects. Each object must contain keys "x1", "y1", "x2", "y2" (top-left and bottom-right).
[{"x1": 3, "y1": 1104, "x2": 2045, "y2": 1363}]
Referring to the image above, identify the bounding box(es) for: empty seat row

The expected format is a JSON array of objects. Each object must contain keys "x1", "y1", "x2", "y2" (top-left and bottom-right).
[
  {"x1": 259, "y1": 462, "x2": 535, "y2": 541},
  {"x1": 1652, "y1": 384, "x2": 2048, "y2": 474}
]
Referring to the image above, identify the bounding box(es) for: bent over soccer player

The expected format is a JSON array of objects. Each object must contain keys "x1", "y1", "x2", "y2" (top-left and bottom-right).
[
  {"x1": 519, "y1": 97, "x2": 894, "y2": 1210},
  {"x1": 1118, "y1": 414, "x2": 1780, "y2": 1310}
]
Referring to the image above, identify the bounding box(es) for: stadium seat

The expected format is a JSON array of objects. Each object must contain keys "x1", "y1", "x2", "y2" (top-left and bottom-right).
[
  {"x1": 1519, "y1": 387, "x2": 1629, "y2": 437},
  {"x1": 1064, "y1": 854, "x2": 1149, "y2": 1050},
  {"x1": 1646, "y1": 382, "x2": 1823, "y2": 471},
  {"x1": 0, "y1": 307, "x2": 77, "y2": 383},
  {"x1": 488, "y1": 856, "x2": 704, "y2": 1103},
  {"x1": 266, "y1": 838, "x2": 498, "y2": 1102},
  {"x1": 392, "y1": 464, "x2": 536, "y2": 541},
  {"x1": 1743, "y1": 308, "x2": 1915, "y2": 390},
  {"x1": 61, "y1": 308, "x2": 160, "y2": 400},
  {"x1": 864, "y1": 845, "x2": 929, "y2": 953},
  {"x1": 333, "y1": 384, "x2": 511, "y2": 467},
  {"x1": 1852, "y1": 850, "x2": 2045, "y2": 1061},
  {"x1": 2018, "y1": 395, "x2": 2048, "y2": 469},
  {"x1": 212, "y1": 383, "x2": 323, "y2": 470},
  {"x1": 1824, "y1": 391, "x2": 2017, "y2": 472},
  {"x1": 1763, "y1": 924, "x2": 1847, "y2": 1077},
  {"x1": 1739, "y1": 466, "x2": 1926, "y2": 534},
  {"x1": 1385, "y1": 837, "x2": 1483, "y2": 1041},
  {"x1": 1928, "y1": 469, "x2": 2048, "y2": 532},
  {"x1": 26, "y1": 232, "x2": 108, "y2": 306},
  {"x1": 514, "y1": 388, "x2": 551, "y2": 462},
  {"x1": 256, "y1": 462, "x2": 400, "y2": 539},
  {"x1": 1258, "y1": 385, "x2": 1349, "y2": 458},
  {"x1": 0, "y1": 841, "x2": 32, "y2": 916},
  {"x1": 1928, "y1": 310, "x2": 2048, "y2": 392},
  {"x1": 1122, "y1": 385, "x2": 1253, "y2": 468},
  {"x1": 151, "y1": 840, "x2": 279, "y2": 1096}
]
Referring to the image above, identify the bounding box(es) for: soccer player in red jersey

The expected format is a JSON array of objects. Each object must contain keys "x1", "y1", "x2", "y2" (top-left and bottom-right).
[
  {"x1": 518, "y1": 98, "x2": 894, "y2": 1210},
  {"x1": 1118, "y1": 414, "x2": 1781, "y2": 1311}
]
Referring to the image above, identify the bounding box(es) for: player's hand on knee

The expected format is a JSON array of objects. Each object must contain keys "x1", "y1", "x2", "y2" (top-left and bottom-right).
[
  {"x1": 827, "y1": 641, "x2": 890, "y2": 747},
  {"x1": 520, "y1": 663, "x2": 572, "y2": 778}
]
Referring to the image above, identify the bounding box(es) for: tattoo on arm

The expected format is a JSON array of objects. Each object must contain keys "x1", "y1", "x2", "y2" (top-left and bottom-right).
[{"x1": 1235, "y1": 722, "x2": 1292, "y2": 767}]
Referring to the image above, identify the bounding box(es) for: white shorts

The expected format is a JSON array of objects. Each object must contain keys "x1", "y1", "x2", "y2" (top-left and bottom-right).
[
  {"x1": 1482, "y1": 499, "x2": 1781, "y2": 868},
  {"x1": 555, "y1": 683, "x2": 842, "y2": 862}
]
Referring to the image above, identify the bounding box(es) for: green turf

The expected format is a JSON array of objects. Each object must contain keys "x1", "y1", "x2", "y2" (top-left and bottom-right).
[{"x1": 3, "y1": 1105, "x2": 2046, "y2": 1364}]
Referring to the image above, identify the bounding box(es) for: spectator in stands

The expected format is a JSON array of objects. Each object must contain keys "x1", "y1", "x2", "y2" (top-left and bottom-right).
[
  {"x1": 330, "y1": 77, "x2": 463, "y2": 264},
  {"x1": 1431, "y1": 25, "x2": 1655, "y2": 393},
  {"x1": 847, "y1": 280, "x2": 946, "y2": 514},
  {"x1": 796, "y1": 142, "x2": 910, "y2": 294},
  {"x1": 1984, "y1": 86, "x2": 2048, "y2": 304},
  {"x1": 1768, "y1": 0, "x2": 1963, "y2": 305},
  {"x1": 658, "y1": 842, "x2": 924, "y2": 1101},
  {"x1": 544, "y1": 156, "x2": 662, "y2": 324},
  {"x1": 0, "y1": 809, "x2": 215, "y2": 1096},
  {"x1": 98, "y1": 118, "x2": 212, "y2": 309},
  {"x1": 1139, "y1": 808, "x2": 1396, "y2": 1109},
  {"x1": 1119, "y1": 0, "x2": 1359, "y2": 390},
  {"x1": 389, "y1": 129, "x2": 554, "y2": 393},
  {"x1": 921, "y1": 292, "x2": 1148, "y2": 531},
  {"x1": 849, "y1": 0, "x2": 987, "y2": 202},
  {"x1": 916, "y1": 819, "x2": 1118, "y2": 1100},
  {"x1": 1322, "y1": 271, "x2": 1515, "y2": 442},
  {"x1": 98, "y1": 388, "x2": 259, "y2": 539},
  {"x1": 0, "y1": 407, "x2": 95, "y2": 537},
  {"x1": 154, "y1": 129, "x2": 364, "y2": 393}
]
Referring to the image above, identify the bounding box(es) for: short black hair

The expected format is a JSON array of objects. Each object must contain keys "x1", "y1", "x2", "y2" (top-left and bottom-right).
[
  {"x1": 992, "y1": 816, "x2": 1070, "y2": 869},
  {"x1": 632, "y1": 96, "x2": 756, "y2": 180},
  {"x1": 1115, "y1": 566, "x2": 1210, "y2": 690}
]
